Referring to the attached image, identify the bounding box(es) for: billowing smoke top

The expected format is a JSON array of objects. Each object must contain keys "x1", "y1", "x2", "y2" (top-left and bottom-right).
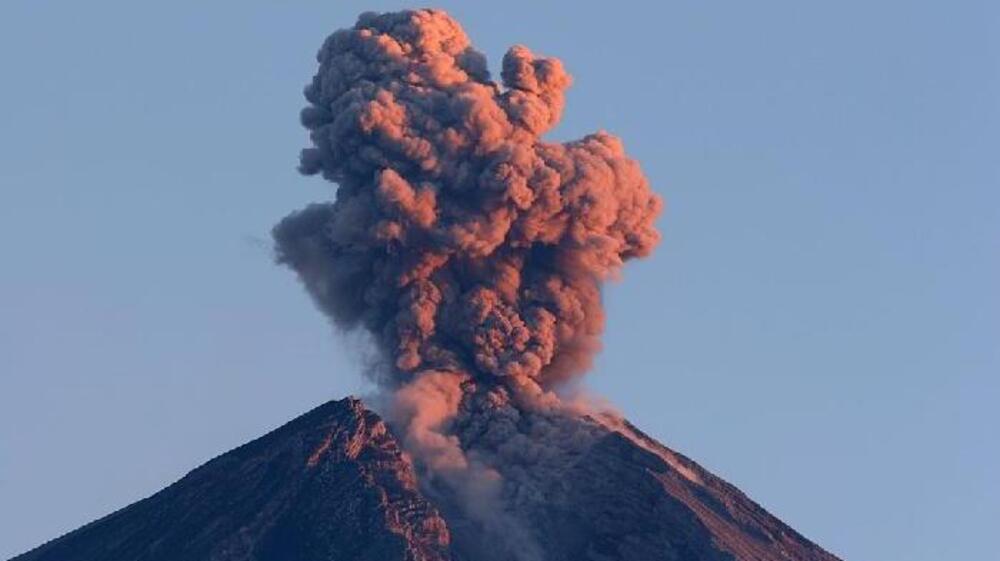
[{"x1": 275, "y1": 8, "x2": 661, "y2": 406}]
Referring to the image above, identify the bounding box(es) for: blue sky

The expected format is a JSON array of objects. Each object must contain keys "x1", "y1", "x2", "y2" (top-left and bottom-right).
[{"x1": 1, "y1": 2, "x2": 997, "y2": 560}]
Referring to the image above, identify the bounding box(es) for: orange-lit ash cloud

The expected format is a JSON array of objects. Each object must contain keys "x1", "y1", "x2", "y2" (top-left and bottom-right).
[{"x1": 273, "y1": 10, "x2": 661, "y2": 560}]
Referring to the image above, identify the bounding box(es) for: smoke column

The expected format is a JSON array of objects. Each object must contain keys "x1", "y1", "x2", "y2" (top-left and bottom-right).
[{"x1": 274, "y1": 9, "x2": 661, "y2": 559}]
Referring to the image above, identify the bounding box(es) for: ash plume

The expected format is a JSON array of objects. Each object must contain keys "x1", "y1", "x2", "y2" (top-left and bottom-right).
[{"x1": 274, "y1": 9, "x2": 661, "y2": 560}]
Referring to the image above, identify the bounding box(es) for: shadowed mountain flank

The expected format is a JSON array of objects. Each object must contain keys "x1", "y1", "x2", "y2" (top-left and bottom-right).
[{"x1": 12, "y1": 399, "x2": 451, "y2": 561}]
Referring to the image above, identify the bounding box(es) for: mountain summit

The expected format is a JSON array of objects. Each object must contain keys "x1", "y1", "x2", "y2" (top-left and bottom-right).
[{"x1": 12, "y1": 398, "x2": 840, "y2": 561}]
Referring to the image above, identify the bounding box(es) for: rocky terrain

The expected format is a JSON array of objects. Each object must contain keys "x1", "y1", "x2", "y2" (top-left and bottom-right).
[{"x1": 11, "y1": 398, "x2": 841, "y2": 561}]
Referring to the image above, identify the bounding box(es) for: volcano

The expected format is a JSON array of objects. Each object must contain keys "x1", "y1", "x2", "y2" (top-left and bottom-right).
[
  {"x1": 12, "y1": 8, "x2": 847, "y2": 560},
  {"x1": 12, "y1": 398, "x2": 840, "y2": 561}
]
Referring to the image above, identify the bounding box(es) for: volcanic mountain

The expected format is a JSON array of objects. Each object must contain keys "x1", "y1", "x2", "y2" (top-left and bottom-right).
[{"x1": 12, "y1": 397, "x2": 840, "y2": 561}]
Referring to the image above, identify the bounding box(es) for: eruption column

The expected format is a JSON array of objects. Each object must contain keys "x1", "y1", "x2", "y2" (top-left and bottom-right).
[{"x1": 274, "y1": 8, "x2": 661, "y2": 502}]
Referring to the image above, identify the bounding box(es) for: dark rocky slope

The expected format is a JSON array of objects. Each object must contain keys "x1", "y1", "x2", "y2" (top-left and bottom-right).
[
  {"x1": 12, "y1": 399, "x2": 450, "y2": 561},
  {"x1": 11, "y1": 398, "x2": 840, "y2": 561}
]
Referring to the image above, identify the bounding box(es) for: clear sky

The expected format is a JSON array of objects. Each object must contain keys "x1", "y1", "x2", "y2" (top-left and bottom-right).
[{"x1": 1, "y1": 2, "x2": 996, "y2": 560}]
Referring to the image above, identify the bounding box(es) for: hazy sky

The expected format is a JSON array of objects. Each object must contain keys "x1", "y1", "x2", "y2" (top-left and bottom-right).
[{"x1": 1, "y1": 2, "x2": 997, "y2": 560}]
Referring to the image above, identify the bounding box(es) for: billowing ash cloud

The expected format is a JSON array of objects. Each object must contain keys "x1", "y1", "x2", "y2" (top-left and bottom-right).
[{"x1": 274, "y1": 9, "x2": 661, "y2": 560}]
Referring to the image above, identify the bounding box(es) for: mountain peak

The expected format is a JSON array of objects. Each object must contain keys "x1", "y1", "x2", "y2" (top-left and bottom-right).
[
  {"x1": 14, "y1": 398, "x2": 451, "y2": 561},
  {"x1": 12, "y1": 399, "x2": 839, "y2": 561}
]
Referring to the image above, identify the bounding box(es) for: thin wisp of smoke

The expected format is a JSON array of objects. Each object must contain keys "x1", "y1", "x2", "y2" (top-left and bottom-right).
[{"x1": 274, "y1": 9, "x2": 661, "y2": 560}]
